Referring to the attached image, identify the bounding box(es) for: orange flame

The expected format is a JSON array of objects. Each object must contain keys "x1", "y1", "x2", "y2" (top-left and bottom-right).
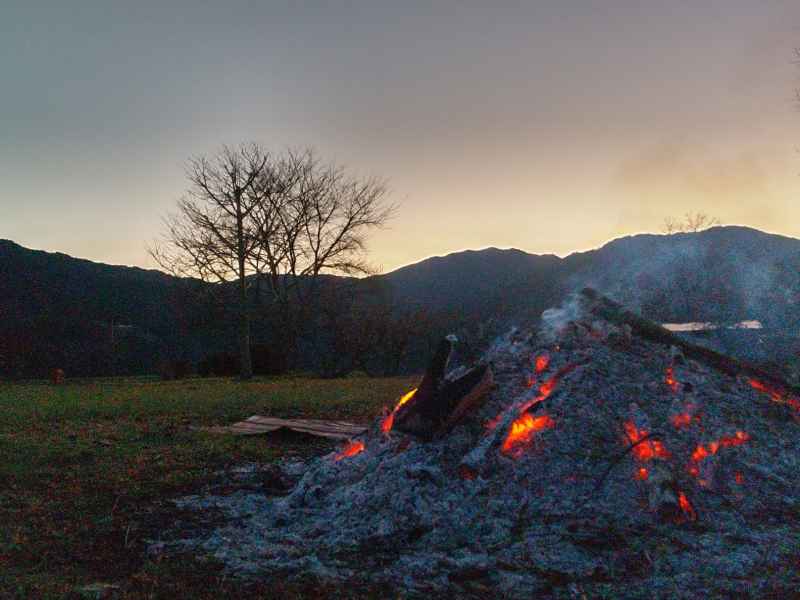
[
  {"x1": 623, "y1": 421, "x2": 671, "y2": 461},
  {"x1": 665, "y1": 366, "x2": 680, "y2": 392},
  {"x1": 678, "y1": 491, "x2": 696, "y2": 521},
  {"x1": 635, "y1": 467, "x2": 649, "y2": 480},
  {"x1": 380, "y1": 388, "x2": 418, "y2": 434},
  {"x1": 501, "y1": 413, "x2": 555, "y2": 457},
  {"x1": 334, "y1": 440, "x2": 365, "y2": 461}
]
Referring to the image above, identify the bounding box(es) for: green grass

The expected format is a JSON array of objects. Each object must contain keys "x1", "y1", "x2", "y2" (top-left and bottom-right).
[{"x1": 0, "y1": 375, "x2": 415, "y2": 599}]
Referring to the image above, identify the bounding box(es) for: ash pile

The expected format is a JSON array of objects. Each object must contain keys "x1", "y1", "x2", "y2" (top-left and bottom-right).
[{"x1": 154, "y1": 290, "x2": 800, "y2": 598}]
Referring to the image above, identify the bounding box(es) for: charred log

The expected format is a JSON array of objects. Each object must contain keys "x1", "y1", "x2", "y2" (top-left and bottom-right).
[
  {"x1": 394, "y1": 336, "x2": 494, "y2": 439},
  {"x1": 580, "y1": 288, "x2": 800, "y2": 400}
]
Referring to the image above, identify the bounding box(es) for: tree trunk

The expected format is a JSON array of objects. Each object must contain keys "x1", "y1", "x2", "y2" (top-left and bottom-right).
[{"x1": 238, "y1": 274, "x2": 253, "y2": 380}]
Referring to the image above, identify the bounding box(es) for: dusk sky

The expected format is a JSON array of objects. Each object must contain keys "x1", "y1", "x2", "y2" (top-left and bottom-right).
[{"x1": 2, "y1": 1, "x2": 799, "y2": 272}]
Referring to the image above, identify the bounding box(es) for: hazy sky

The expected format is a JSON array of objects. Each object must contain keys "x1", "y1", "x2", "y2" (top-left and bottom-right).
[{"x1": 1, "y1": 1, "x2": 799, "y2": 272}]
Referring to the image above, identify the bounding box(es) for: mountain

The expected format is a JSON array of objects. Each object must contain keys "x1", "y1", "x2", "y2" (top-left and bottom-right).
[
  {"x1": 380, "y1": 247, "x2": 564, "y2": 319},
  {"x1": 2, "y1": 226, "x2": 799, "y2": 378},
  {"x1": 0, "y1": 240, "x2": 201, "y2": 377}
]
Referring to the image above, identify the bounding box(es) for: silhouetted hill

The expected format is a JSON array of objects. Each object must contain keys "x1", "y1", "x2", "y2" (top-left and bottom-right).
[
  {"x1": 0, "y1": 240, "x2": 199, "y2": 377},
  {"x1": 2, "y1": 226, "x2": 799, "y2": 377},
  {"x1": 380, "y1": 247, "x2": 564, "y2": 318}
]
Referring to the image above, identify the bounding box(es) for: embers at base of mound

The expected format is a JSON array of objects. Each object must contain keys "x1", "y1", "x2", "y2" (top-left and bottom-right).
[{"x1": 153, "y1": 290, "x2": 800, "y2": 598}]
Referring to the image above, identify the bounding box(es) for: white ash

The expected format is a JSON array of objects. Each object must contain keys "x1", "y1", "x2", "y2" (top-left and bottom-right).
[{"x1": 151, "y1": 309, "x2": 800, "y2": 598}]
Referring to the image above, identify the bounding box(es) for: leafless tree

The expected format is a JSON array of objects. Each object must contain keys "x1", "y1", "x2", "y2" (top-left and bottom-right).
[
  {"x1": 152, "y1": 145, "x2": 393, "y2": 377},
  {"x1": 150, "y1": 143, "x2": 269, "y2": 379},
  {"x1": 662, "y1": 212, "x2": 721, "y2": 234},
  {"x1": 248, "y1": 149, "x2": 394, "y2": 359}
]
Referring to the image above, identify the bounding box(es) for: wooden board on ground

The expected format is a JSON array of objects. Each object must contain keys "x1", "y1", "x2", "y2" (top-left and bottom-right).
[{"x1": 199, "y1": 416, "x2": 367, "y2": 440}]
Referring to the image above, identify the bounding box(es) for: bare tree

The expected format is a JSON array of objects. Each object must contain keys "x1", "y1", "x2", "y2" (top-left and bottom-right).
[
  {"x1": 662, "y1": 212, "x2": 721, "y2": 234},
  {"x1": 248, "y1": 149, "x2": 394, "y2": 360},
  {"x1": 150, "y1": 143, "x2": 269, "y2": 379}
]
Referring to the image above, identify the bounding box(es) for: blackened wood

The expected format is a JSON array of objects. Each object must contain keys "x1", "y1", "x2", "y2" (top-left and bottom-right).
[
  {"x1": 394, "y1": 336, "x2": 493, "y2": 439},
  {"x1": 438, "y1": 365, "x2": 494, "y2": 435},
  {"x1": 580, "y1": 287, "x2": 800, "y2": 398},
  {"x1": 393, "y1": 336, "x2": 455, "y2": 435}
]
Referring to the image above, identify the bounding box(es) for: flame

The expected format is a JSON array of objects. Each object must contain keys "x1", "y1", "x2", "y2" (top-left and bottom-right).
[
  {"x1": 665, "y1": 366, "x2": 680, "y2": 392},
  {"x1": 635, "y1": 467, "x2": 649, "y2": 480},
  {"x1": 334, "y1": 440, "x2": 364, "y2": 461},
  {"x1": 535, "y1": 354, "x2": 550, "y2": 373},
  {"x1": 678, "y1": 491, "x2": 696, "y2": 521},
  {"x1": 623, "y1": 421, "x2": 671, "y2": 461},
  {"x1": 501, "y1": 413, "x2": 555, "y2": 457},
  {"x1": 380, "y1": 388, "x2": 418, "y2": 434}
]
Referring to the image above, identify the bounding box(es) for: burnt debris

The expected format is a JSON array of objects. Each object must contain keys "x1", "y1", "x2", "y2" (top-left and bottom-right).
[{"x1": 152, "y1": 292, "x2": 800, "y2": 598}]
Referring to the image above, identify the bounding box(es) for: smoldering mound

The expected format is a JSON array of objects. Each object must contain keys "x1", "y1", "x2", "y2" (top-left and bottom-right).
[{"x1": 150, "y1": 295, "x2": 800, "y2": 598}]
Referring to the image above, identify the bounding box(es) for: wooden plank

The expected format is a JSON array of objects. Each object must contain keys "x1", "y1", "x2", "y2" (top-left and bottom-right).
[{"x1": 196, "y1": 416, "x2": 367, "y2": 440}]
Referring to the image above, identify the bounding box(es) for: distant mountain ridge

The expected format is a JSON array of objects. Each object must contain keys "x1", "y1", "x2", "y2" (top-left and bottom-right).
[{"x1": 2, "y1": 226, "x2": 799, "y2": 377}]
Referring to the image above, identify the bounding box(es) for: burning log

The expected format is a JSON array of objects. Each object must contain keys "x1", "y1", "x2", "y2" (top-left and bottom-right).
[
  {"x1": 580, "y1": 288, "x2": 800, "y2": 405},
  {"x1": 394, "y1": 336, "x2": 494, "y2": 439}
]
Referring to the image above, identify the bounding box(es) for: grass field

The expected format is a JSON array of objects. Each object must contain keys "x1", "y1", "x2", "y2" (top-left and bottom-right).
[{"x1": 0, "y1": 375, "x2": 416, "y2": 599}]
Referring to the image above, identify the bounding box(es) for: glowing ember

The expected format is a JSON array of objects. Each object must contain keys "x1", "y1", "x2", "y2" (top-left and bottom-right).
[
  {"x1": 519, "y1": 363, "x2": 578, "y2": 413},
  {"x1": 484, "y1": 413, "x2": 503, "y2": 431},
  {"x1": 635, "y1": 467, "x2": 649, "y2": 480},
  {"x1": 749, "y1": 378, "x2": 800, "y2": 411},
  {"x1": 687, "y1": 431, "x2": 750, "y2": 477},
  {"x1": 459, "y1": 465, "x2": 478, "y2": 480},
  {"x1": 334, "y1": 440, "x2": 365, "y2": 461},
  {"x1": 665, "y1": 366, "x2": 680, "y2": 392},
  {"x1": 670, "y1": 413, "x2": 693, "y2": 429},
  {"x1": 735, "y1": 472, "x2": 745, "y2": 484},
  {"x1": 748, "y1": 378, "x2": 782, "y2": 401},
  {"x1": 380, "y1": 388, "x2": 418, "y2": 434},
  {"x1": 691, "y1": 444, "x2": 710, "y2": 463},
  {"x1": 501, "y1": 413, "x2": 555, "y2": 458},
  {"x1": 535, "y1": 354, "x2": 550, "y2": 373},
  {"x1": 623, "y1": 421, "x2": 671, "y2": 461},
  {"x1": 678, "y1": 491, "x2": 696, "y2": 521},
  {"x1": 719, "y1": 430, "x2": 750, "y2": 447}
]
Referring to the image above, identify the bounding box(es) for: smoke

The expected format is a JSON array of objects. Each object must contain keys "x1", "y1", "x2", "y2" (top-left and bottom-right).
[{"x1": 540, "y1": 293, "x2": 584, "y2": 340}]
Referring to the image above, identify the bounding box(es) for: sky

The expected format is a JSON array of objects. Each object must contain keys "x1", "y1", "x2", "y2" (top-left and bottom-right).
[{"x1": 1, "y1": 1, "x2": 799, "y2": 273}]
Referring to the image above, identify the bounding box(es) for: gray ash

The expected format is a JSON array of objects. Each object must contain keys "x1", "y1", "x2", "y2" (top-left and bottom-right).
[{"x1": 151, "y1": 301, "x2": 800, "y2": 598}]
